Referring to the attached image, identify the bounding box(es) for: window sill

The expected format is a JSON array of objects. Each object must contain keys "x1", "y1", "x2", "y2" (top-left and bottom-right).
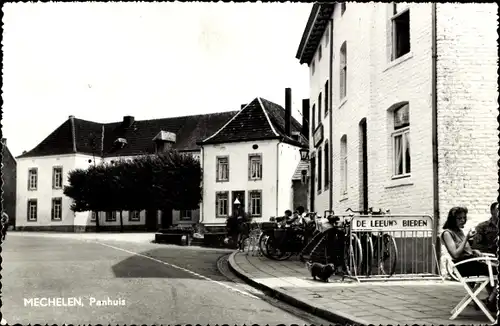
[
  {"x1": 216, "y1": 216, "x2": 228, "y2": 219},
  {"x1": 249, "y1": 178, "x2": 262, "y2": 182},
  {"x1": 385, "y1": 175, "x2": 413, "y2": 189},
  {"x1": 338, "y1": 97, "x2": 348, "y2": 109},
  {"x1": 51, "y1": 219, "x2": 62, "y2": 222},
  {"x1": 384, "y1": 52, "x2": 413, "y2": 72},
  {"x1": 216, "y1": 180, "x2": 230, "y2": 183},
  {"x1": 27, "y1": 220, "x2": 38, "y2": 222}
]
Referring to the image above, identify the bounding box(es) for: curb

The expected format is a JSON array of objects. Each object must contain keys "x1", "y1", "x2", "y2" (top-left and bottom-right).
[{"x1": 227, "y1": 252, "x2": 370, "y2": 326}]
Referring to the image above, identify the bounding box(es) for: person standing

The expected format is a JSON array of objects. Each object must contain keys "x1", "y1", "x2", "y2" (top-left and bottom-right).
[
  {"x1": 472, "y1": 202, "x2": 498, "y2": 255},
  {"x1": 1, "y1": 211, "x2": 8, "y2": 242}
]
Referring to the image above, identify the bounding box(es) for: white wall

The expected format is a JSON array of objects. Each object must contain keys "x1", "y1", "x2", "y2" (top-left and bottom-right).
[
  {"x1": 202, "y1": 140, "x2": 279, "y2": 225},
  {"x1": 278, "y1": 143, "x2": 303, "y2": 214}
]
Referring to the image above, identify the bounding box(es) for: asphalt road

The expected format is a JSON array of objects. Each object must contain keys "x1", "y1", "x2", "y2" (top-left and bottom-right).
[{"x1": 1, "y1": 234, "x2": 329, "y2": 324}]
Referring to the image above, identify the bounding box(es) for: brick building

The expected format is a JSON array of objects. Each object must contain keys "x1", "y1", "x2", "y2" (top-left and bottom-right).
[{"x1": 295, "y1": 2, "x2": 497, "y2": 240}]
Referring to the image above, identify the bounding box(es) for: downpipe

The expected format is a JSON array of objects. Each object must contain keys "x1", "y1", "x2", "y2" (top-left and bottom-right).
[
  {"x1": 276, "y1": 141, "x2": 281, "y2": 217},
  {"x1": 328, "y1": 18, "x2": 334, "y2": 212}
]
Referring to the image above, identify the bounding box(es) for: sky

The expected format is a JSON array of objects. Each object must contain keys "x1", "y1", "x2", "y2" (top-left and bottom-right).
[{"x1": 2, "y1": 2, "x2": 312, "y2": 157}]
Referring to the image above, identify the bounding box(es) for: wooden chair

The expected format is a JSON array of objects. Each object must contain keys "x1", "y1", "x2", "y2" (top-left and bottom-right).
[{"x1": 442, "y1": 253, "x2": 497, "y2": 323}]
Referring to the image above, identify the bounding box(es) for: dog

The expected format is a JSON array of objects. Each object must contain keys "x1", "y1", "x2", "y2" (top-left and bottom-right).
[{"x1": 306, "y1": 261, "x2": 336, "y2": 282}]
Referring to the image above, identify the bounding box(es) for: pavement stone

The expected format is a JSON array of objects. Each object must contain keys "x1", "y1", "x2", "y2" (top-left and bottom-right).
[{"x1": 228, "y1": 251, "x2": 497, "y2": 325}]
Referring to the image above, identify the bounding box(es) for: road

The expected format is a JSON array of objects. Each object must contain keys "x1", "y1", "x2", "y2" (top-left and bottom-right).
[{"x1": 1, "y1": 233, "x2": 329, "y2": 324}]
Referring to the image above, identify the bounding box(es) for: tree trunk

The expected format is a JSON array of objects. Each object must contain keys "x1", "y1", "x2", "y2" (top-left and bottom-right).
[
  {"x1": 94, "y1": 210, "x2": 100, "y2": 233},
  {"x1": 119, "y1": 211, "x2": 124, "y2": 233}
]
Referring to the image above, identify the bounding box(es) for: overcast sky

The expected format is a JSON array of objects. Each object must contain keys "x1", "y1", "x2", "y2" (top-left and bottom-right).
[{"x1": 2, "y1": 2, "x2": 312, "y2": 157}]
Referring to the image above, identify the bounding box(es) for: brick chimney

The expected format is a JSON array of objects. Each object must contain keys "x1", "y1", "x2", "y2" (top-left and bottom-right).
[
  {"x1": 285, "y1": 88, "x2": 292, "y2": 137},
  {"x1": 123, "y1": 116, "x2": 135, "y2": 127},
  {"x1": 302, "y1": 99, "x2": 310, "y2": 139}
]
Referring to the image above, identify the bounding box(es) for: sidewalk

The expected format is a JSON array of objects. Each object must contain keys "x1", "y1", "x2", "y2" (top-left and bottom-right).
[{"x1": 228, "y1": 252, "x2": 495, "y2": 325}]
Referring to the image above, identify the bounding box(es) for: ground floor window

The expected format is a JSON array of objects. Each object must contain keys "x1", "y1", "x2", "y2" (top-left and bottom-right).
[
  {"x1": 179, "y1": 209, "x2": 192, "y2": 221},
  {"x1": 105, "y1": 211, "x2": 117, "y2": 222},
  {"x1": 27, "y1": 199, "x2": 38, "y2": 221},
  {"x1": 129, "y1": 210, "x2": 141, "y2": 221},
  {"x1": 91, "y1": 211, "x2": 97, "y2": 222},
  {"x1": 249, "y1": 190, "x2": 262, "y2": 217},
  {"x1": 216, "y1": 191, "x2": 229, "y2": 218},
  {"x1": 51, "y1": 197, "x2": 62, "y2": 221}
]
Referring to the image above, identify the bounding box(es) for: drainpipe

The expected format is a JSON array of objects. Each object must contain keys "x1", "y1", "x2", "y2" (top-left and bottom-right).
[
  {"x1": 199, "y1": 146, "x2": 204, "y2": 223},
  {"x1": 276, "y1": 140, "x2": 281, "y2": 217},
  {"x1": 328, "y1": 18, "x2": 334, "y2": 212},
  {"x1": 431, "y1": 3, "x2": 440, "y2": 273}
]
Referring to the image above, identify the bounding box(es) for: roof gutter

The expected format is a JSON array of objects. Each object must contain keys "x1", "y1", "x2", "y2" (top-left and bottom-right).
[
  {"x1": 431, "y1": 2, "x2": 440, "y2": 273},
  {"x1": 328, "y1": 18, "x2": 334, "y2": 212},
  {"x1": 296, "y1": 4, "x2": 321, "y2": 63}
]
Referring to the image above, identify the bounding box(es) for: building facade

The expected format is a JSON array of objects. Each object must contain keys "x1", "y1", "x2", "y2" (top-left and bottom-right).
[
  {"x1": 199, "y1": 92, "x2": 309, "y2": 230},
  {"x1": 295, "y1": 3, "x2": 497, "y2": 236},
  {"x1": 1, "y1": 138, "x2": 17, "y2": 228},
  {"x1": 15, "y1": 112, "x2": 236, "y2": 232}
]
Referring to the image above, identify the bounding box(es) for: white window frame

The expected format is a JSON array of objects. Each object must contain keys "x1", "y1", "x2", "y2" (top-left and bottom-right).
[
  {"x1": 392, "y1": 127, "x2": 411, "y2": 178},
  {"x1": 390, "y1": 3, "x2": 411, "y2": 61},
  {"x1": 216, "y1": 191, "x2": 229, "y2": 218},
  {"x1": 216, "y1": 156, "x2": 229, "y2": 182},
  {"x1": 248, "y1": 154, "x2": 263, "y2": 180},
  {"x1": 53, "y1": 166, "x2": 63, "y2": 189},
  {"x1": 105, "y1": 211, "x2": 117, "y2": 222},
  {"x1": 129, "y1": 210, "x2": 141, "y2": 221},
  {"x1": 51, "y1": 197, "x2": 62, "y2": 221},
  {"x1": 249, "y1": 190, "x2": 262, "y2": 217},
  {"x1": 27, "y1": 199, "x2": 38, "y2": 221},
  {"x1": 179, "y1": 209, "x2": 192, "y2": 221},
  {"x1": 340, "y1": 42, "x2": 347, "y2": 100},
  {"x1": 28, "y1": 168, "x2": 38, "y2": 191},
  {"x1": 341, "y1": 136, "x2": 348, "y2": 195}
]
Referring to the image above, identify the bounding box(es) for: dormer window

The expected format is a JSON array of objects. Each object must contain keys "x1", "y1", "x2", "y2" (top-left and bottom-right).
[
  {"x1": 113, "y1": 138, "x2": 127, "y2": 149},
  {"x1": 152, "y1": 130, "x2": 176, "y2": 154}
]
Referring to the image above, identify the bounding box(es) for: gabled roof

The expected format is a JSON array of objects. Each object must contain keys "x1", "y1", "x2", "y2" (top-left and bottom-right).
[
  {"x1": 1, "y1": 143, "x2": 17, "y2": 166},
  {"x1": 200, "y1": 97, "x2": 307, "y2": 146},
  {"x1": 295, "y1": 3, "x2": 335, "y2": 65},
  {"x1": 16, "y1": 111, "x2": 237, "y2": 159}
]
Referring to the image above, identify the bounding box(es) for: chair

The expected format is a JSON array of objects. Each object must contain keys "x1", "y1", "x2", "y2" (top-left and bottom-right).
[{"x1": 443, "y1": 254, "x2": 497, "y2": 323}]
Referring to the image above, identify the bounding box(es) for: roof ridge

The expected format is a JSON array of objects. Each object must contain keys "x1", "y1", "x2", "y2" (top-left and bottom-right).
[
  {"x1": 201, "y1": 101, "x2": 255, "y2": 143},
  {"x1": 257, "y1": 97, "x2": 279, "y2": 137}
]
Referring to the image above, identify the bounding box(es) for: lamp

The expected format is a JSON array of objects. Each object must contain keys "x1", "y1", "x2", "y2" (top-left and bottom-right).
[
  {"x1": 299, "y1": 147, "x2": 310, "y2": 161},
  {"x1": 234, "y1": 198, "x2": 241, "y2": 205}
]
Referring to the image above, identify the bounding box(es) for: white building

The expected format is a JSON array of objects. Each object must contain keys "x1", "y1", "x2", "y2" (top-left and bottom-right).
[
  {"x1": 295, "y1": 2, "x2": 498, "y2": 263},
  {"x1": 16, "y1": 112, "x2": 236, "y2": 232},
  {"x1": 199, "y1": 91, "x2": 309, "y2": 231}
]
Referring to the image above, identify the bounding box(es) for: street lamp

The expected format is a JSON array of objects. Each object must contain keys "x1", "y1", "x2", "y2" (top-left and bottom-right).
[{"x1": 299, "y1": 147, "x2": 310, "y2": 161}]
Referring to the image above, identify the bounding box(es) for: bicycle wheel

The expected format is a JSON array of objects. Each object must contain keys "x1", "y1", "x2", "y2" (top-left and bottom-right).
[
  {"x1": 344, "y1": 233, "x2": 363, "y2": 276},
  {"x1": 258, "y1": 232, "x2": 271, "y2": 258},
  {"x1": 266, "y1": 236, "x2": 293, "y2": 261},
  {"x1": 377, "y1": 234, "x2": 398, "y2": 276},
  {"x1": 364, "y1": 234, "x2": 374, "y2": 276}
]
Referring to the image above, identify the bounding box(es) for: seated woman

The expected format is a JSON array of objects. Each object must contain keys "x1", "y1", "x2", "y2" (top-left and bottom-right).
[{"x1": 441, "y1": 206, "x2": 497, "y2": 311}]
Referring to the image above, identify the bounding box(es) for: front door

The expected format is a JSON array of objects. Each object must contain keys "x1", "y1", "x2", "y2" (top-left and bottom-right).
[
  {"x1": 310, "y1": 156, "x2": 316, "y2": 212},
  {"x1": 232, "y1": 191, "x2": 245, "y2": 217}
]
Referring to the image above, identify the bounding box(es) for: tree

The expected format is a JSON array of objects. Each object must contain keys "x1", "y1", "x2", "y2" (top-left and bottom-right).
[{"x1": 64, "y1": 150, "x2": 202, "y2": 231}]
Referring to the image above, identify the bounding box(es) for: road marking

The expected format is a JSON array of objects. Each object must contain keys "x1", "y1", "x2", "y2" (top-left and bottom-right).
[{"x1": 95, "y1": 242, "x2": 258, "y2": 299}]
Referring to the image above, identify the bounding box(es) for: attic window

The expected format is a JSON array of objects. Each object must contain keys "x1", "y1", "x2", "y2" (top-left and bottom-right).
[{"x1": 114, "y1": 138, "x2": 127, "y2": 149}]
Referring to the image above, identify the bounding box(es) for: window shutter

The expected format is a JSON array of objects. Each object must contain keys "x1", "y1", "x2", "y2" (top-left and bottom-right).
[
  {"x1": 248, "y1": 156, "x2": 251, "y2": 180},
  {"x1": 27, "y1": 171, "x2": 31, "y2": 190},
  {"x1": 216, "y1": 159, "x2": 219, "y2": 181}
]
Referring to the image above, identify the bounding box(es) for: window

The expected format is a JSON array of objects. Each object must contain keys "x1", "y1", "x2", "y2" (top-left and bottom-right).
[
  {"x1": 216, "y1": 191, "x2": 229, "y2": 218},
  {"x1": 311, "y1": 59, "x2": 315, "y2": 75},
  {"x1": 324, "y1": 80, "x2": 329, "y2": 117},
  {"x1": 318, "y1": 92, "x2": 322, "y2": 123},
  {"x1": 27, "y1": 199, "x2": 38, "y2": 221},
  {"x1": 317, "y1": 146, "x2": 322, "y2": 193},
  {"x1": 52, "y1": 167, "x2": 63, "y2": 189},
  {"x1": 180, "y1": 210, "x2": 192, "y2": 221},
  {"x1": 341, "y1": 135, "x2": 348, "y2": 195},
  {"x1": 51, "y1": 197, "x2": 62, "y2": 221},
  {"x1": 311, "y1": 104, "x2": 316, "y2": 131},
  {"x1": 91, "y1": 211, "x2": 97, "y2": 222},
  {"x1": 324, "y1": 142, "x2": 329, "y2": 189},
  {"x1": 28, "y1": 168, "x2": 38, "y2": 190},
  {"x1": 341, "y1": 3, "x2": 346, "y2": 15},
  {"x1": 129, "y1": 210, "x2": 141, "y2": 221},
  {"x1": 391, "y1": 3, "x2": 410, "y2": 60},
  {"x1": 325, "y1": 23, "x2": 330, "y2": 46},
  {"x1": 248, "y1": 154, "x2": 263, "y2": 180},
  {"x1": 249, "y1": 190, "x2": 262, "y2": 217},
  {"x1": 216, "y1": 156, "x2": 229, "y2": 182},
  {"x1": 340, "y1": 42, "x2": 347, "y2": 100},
  {"x1": 318, "y1": 45, "x2": 322, "y2": 61},
  {"x1": 105, "y1": 211, "x2": 117, "y2": 222},
  {"x1": 392, "y1": 103, "x2": 411, "y2": 177}
]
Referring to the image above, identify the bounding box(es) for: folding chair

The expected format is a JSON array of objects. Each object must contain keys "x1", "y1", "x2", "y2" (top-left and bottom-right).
[{"x1": 445, "y1": 254, "x2": 498, "y2": 323}]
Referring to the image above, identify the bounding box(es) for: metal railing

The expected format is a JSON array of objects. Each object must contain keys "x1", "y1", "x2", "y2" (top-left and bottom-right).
[{"x1": 345, "y1": 213, "x2": 441, "y2": 282}]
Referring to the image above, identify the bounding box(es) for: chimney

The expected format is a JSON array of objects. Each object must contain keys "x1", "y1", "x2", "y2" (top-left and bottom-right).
[
  {"x1": 1, "y1": 138, "x2": 6, "y2": 146},
  {"x1": 302, "y1": 99, "x2": 310, "y2": 140},
  {"x1": 123, "y1": 116, "x2": 135, "y2": 127},
  {"x1": 69, "y1": 115, "x2": 77, "y2": 152},
  {"x1": 240, "y1": 104, "x2": 247, "y2": 109},
  {"x1": 285, "y1": 88, "x2": 292, "y2": 137}
]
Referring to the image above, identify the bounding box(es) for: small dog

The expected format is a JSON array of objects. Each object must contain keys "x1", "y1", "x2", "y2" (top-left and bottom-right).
[{"x1": 306, "y1": 261, "x2": 336, "y2": 282}]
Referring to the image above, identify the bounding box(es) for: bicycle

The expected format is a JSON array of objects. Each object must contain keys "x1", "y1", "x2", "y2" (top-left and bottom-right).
[{"x1": 346, "y1": 207, "x2": 399, "y2": 277}]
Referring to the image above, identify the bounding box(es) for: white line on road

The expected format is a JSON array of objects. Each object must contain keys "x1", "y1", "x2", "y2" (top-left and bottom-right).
[{"x1": 95, "y1": 242, "x2": 259, "y2": 300}]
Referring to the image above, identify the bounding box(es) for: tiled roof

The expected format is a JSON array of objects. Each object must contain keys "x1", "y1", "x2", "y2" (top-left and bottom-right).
[
  {"x1": 292, "y1": 160, "x2": 310, "y2": 181},
  {"x1": 17, "y1": 111, "x2": 237, "y2": 159},
  {"x1": 201, "y1": 97, "x2": 307, "y2": 146}
]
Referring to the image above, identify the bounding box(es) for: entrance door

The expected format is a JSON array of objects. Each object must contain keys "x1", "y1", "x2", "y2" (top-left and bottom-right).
[
  {"x1": 232, "y1": 191, "x2": 245, "y2": 217},
  {"x1": 360, "y1": 119, "x2": 368, "y2": 214},
  {"x1": 310, "y1": 156, "x2": 316, "y2": 212},
  {"x1": 161, "y1": 209, "x2": 173, "y2": 229},
  {"x1": 145, "y1": 209, "x2": 158, "y2": 231}
]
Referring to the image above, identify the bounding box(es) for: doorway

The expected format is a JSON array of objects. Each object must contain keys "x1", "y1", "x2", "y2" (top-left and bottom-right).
[
  {"x1": 145, "y1": 209, "x2": 158, "y2": 231},
  {"x1": 232, "y1": 191, "x2": 245, "y2": 216},
  {"x1": 359, "y1": 118, "x2": 368, "y2": 214},
  {"x1": 310, "y1": 156, "x2": 316, "y2": 212},
  {"x1": 161, "y1": 209, "x2": 173, "y2": 229}
]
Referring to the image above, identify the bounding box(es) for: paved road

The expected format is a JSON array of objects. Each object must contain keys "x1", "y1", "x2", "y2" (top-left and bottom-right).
[{"x1": 1, "y1": 234, "x2": 328, "y2": 324}]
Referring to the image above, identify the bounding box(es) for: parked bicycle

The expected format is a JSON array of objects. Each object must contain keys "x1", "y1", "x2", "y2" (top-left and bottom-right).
[{"x1": 346, "y1": 207, "x2": 399, "y2": 277}]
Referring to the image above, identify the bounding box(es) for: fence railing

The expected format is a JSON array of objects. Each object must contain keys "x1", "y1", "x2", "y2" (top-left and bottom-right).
[{"x1": 345, "y1": 214, "x2": 441, "y2": 282}]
